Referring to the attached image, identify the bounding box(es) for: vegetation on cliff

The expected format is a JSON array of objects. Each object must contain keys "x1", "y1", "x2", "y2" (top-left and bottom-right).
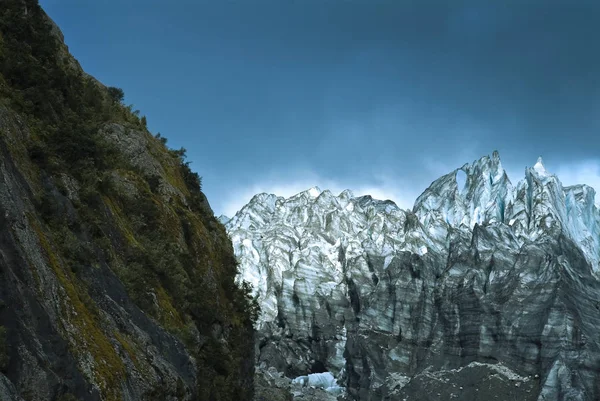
[{"x1": 0, "y1": 0, "x2": 258, "y2": 399}]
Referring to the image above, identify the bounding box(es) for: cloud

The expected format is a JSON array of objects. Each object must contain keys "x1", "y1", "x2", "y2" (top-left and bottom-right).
[
  {"x1": 506, "y1": 157, "x2": 600, "y2": 203},
  {"x1": 555, "y1": 160, "x2": 600, "y2": 201},
  {"x1": 218, "y1": 158, "x2": 600, "y2": 217}
]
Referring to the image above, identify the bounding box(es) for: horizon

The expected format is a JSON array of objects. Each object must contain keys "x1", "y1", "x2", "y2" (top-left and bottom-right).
[{"x1": 221, "y1": 151, "x2": 600, "y2": 218}]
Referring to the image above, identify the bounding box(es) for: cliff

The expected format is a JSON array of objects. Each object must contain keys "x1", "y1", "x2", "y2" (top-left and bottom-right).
[{"x1": 0, "y1": 1, "x2": 257, "y2": 400}]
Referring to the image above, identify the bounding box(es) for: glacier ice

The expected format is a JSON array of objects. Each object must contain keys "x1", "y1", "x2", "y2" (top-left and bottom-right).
[
  {"x1": 225, "y1": 152, "x2": 600, "y2": 401},
  {"x1": 292, "y1": 372, "x2": 341, "y2": 392}
]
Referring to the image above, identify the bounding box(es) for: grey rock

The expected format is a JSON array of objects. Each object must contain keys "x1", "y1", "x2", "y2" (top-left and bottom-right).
[
  {"x1": 254, "y1": 367, "x2": 341, "y2": 401},
  {"x1": 0, "y1": 374, "x2": 24, "y2": 401},
  {"x1": 0, "y1": 102, "x2": 249, "y2": 399},
  {"x1": 99, "y1": 123, "x2": 185, "y2": 203},
  {"x1": 254, "y1": 367, "x2": 294, "y2": 401},
  {"x1": 58, "y1": 173, "x2": 81, "y2": 202},
  {"x1": 100, "y1": 123, "x2": 162, "y2": 177},
  {"x1": 389, "y1": 362, "x2": 539, "y2": 401},
  {"x1": 106, "y1": 171, "x2": 138, "y2": 200}
]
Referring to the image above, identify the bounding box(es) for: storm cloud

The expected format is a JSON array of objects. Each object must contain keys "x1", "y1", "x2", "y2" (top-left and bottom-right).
[{"x1": 41, "y1": 0, "x2": 600, "y2": 215}]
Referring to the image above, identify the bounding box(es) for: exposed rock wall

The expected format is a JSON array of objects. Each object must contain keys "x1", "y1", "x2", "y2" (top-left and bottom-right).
[
  {"x1": 0, "y1": 102, "x2": 255, "y2": 401},
  {"x1": 0, "y1": 2, "x2": 256, "y2": 399}
]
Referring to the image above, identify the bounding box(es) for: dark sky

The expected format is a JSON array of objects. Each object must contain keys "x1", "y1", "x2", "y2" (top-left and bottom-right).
[{"x1": 40, "y1": 0, "x2": 600, "y2": 215}]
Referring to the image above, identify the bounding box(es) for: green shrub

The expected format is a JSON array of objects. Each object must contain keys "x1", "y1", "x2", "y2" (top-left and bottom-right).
[
  {"x1": 107, "y1": 86, "x2": 124, "y2": 104},
  {"x1": 182, "y1": 162, "x2": 202, "y2": 193},
  {"x1": 155, "y1": 133, "x2": 168, "y2": 145}
]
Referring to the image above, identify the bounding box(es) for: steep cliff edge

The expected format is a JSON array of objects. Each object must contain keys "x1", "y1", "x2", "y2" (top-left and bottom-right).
[
  {"x1": 227, "y1": 153, "x2": 600, "y2": 401},
  {"x1": 0, "y1": 1, "x2": 256, "y2": 400}
]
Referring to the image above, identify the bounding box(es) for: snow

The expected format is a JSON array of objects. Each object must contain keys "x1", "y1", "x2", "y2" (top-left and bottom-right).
[
  {"x1": 494, "y1": 161, "x2": 506, "y2": 182},
  {"x1": 217, "y1": 215, "x2": 230, "y2": 225},
  {"x1": 386, "y1": 373, "x2": 411, "y2": 395},
  {"x1": 292, "y1": 372, "x2": 344, "y2": 394},
  {"x1": 383, "y1": 254, "x2": 394, "y2": 269},
  {"x1": 472, "y1": 207, "x2": 482, "y2": 226},
  {"x1": 339, "y1": 189, "x2": 355, "y2": 199},
  {"x1": 308, "y1": 186, "x2": 322, "y2": 197},
  {"x1": 468, "y1": 362, "x2": 530, "y2": 382},
  {"x1": 533, "y1": 157, "x2": 550, "y2": 177}
]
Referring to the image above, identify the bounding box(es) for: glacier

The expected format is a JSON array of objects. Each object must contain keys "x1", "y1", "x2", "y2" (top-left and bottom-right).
[{"x1": 226, "y1": 152, "x2": 600, "y2": 401}]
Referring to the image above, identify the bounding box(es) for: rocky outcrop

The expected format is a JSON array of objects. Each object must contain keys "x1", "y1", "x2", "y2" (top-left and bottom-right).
[
  {"x1": 227, "y1": 152, "x2": 600, "y2": 401},
  {"x1": 0, "y1": 2, "x2": 255, "y2": 400},
  {"x1": 254, "y1": 368, "x2": 340, "y2": 401}
]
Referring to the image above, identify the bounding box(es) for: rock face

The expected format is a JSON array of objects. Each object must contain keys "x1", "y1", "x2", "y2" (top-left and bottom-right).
[
  {"x1": 226, "y1": 152, "x2": 600, "y2": 401},
  {"x1": 0, "y1": 2, "x2": 255, "y2": 400}
]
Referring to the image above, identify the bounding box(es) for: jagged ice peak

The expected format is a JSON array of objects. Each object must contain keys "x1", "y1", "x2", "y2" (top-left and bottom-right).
[
  {"x1": 224, "y1": 152, "x2": 600, "y2": 400},
  {"x1": 227, "y1": 151, "x2": 600, "y2": 273},
  {"x1": 533, "y1": 156, "x2": 549, "y2": 177}
]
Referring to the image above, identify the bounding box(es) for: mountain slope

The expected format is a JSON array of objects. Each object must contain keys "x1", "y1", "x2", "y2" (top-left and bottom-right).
[
  {"x1": 0, "y1": 1, "x2": 256, "y2": 400},
  {"x1": 226, "y1": 152, "x2": 600, "y2": 401}
]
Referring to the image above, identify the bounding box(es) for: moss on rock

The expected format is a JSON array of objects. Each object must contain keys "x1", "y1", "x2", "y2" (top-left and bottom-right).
[{"x1": 0, "y1": 1, "x2": 257, "y2": 400}]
